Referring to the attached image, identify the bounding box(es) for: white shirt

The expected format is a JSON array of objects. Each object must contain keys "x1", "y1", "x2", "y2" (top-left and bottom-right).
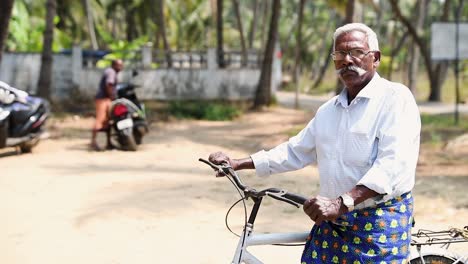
[{"x1": 251, "y1": 73, "x2": 421, "y2": 205}]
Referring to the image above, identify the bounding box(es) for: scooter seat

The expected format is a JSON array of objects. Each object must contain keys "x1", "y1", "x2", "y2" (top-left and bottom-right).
[{"x1": 6, "y1": 97, "x2": 47, "y2": 126}]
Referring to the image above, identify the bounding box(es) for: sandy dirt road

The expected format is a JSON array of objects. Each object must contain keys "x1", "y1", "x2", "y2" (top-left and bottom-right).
[{"x1": 1, "y1": 106, "x2": 467, "y2": 263}]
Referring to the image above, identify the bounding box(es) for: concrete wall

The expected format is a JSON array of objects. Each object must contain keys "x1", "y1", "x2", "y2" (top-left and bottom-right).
[
  {"x1": 0, "y1": 53, "x2": 74, "y2": 96},
  {"x1": 0, "y1": 47, "x2": 274, "y2": 101}
]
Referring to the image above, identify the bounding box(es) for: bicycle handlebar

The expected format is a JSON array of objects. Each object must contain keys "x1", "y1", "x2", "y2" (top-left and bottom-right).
[{"x1": 199, "y1": 158, "x2": 308, "y2": 206}]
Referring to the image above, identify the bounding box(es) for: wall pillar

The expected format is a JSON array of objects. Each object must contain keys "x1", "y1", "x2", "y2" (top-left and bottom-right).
[
  {"x1": 72, "y1": 45, "x2": 82, "y2": 89},
  {"x1": 207, "y1": 48, "x2": 217, "y2": 70},
  {"x1": 142, "y1": 43, "x2": 153, "y2": 69}
]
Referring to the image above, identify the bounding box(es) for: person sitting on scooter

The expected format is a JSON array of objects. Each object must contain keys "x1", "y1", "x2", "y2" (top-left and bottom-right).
[{"x1": 90, "y1": 59, "x2": 123, "y2": 151}]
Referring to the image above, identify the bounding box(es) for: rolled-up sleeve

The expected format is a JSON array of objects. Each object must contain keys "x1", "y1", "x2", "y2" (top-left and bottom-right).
[
  {"x1": 357, "y1": 87, "x2": 421, "y2": 196},
  {"x1": 250, "y1": 150, "x2": 270, "y2": 177},
  {"x1": 251, "y1": 118, "x2": 318, "y2": 177}
]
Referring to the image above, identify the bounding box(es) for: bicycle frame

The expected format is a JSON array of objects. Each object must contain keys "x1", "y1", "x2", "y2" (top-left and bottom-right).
[
  {"x1": 199, "y1": 158, "x2": 467, "y2": 264},
  {"x1": 231, "y1": 200, "x2": 468, "y2": 264},
  {"x1": 232, "y1": 229, "x2": 309, "y2": 264},
  {"x1": 231, "y1": 196, "x2": 309, "y2": 264}
]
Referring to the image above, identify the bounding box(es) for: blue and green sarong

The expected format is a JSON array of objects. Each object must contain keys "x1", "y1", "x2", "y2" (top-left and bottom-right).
[{"x1": 301, "y1": 192, "x2": 414, "y2": 264}]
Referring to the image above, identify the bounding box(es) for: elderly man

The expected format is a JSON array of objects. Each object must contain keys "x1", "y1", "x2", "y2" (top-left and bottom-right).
[{"x1": 209, "y1": 23, "x2": 421, "y2": 263}]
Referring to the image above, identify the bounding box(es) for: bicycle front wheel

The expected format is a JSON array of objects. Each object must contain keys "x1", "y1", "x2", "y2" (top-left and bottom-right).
[{"x1": 410, "y1": 254, "x2": 457, "y2": 264}]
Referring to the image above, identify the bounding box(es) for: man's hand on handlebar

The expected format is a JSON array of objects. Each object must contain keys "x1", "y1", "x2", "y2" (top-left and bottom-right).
[
  {"x1": 208, "y1": 152, "x2": 255, "y2": 176},
  {"x1": 208, "y1": 152, "x2": 235, "y2": 177}
]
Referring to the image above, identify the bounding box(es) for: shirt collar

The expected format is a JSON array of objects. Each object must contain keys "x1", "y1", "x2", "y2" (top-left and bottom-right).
[{"x1": 334, "y1": 72, "x2": 381, "y2": 107}]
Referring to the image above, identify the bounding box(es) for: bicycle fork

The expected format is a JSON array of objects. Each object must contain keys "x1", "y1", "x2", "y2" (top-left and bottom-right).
[{"x1": 232, "y1": 197, "x2": 264, "y2": 264}]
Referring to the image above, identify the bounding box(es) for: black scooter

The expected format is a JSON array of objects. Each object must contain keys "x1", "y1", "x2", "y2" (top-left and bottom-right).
[
  {"x1": 0, "y1": 81, "x2": 50, "y2": 153},
  {"x1": 107, "y1": 74, "x2": 148, "y2": 151}
]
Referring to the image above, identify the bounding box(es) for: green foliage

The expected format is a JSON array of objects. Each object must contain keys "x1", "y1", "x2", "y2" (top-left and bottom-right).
[
  {"x1": 166, "y1": 0, "x2": 212, "y2": 49},
  {"x1": 420, "y1": 114, "x2": 468, "y2": 144},
  {"x1": 167, "y1": 101, "x2": 241, "y2": 121},
  {"x1": 4, "y1": 0, "x2": 465, "y2": 105},
  {"x1": 95, "y1": 25, "x2": 149, "y2": 68},
  {"x1": 7, "y1": 1, "x2": 43, "y2": 51},
  {"x1": 421, "y1": 114, "x2": 468, "y2": 130},
  {"x1": 6, "y1": 1, "x2": 71, "y2": 52},
  {"x1": 378, "y1": 55, "x2": 393, "y2": 75}
]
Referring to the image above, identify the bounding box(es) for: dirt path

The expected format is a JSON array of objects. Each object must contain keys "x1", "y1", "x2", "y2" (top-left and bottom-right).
[{"x1": 0, "y1": 107, "x2": 466, "y2": 263}]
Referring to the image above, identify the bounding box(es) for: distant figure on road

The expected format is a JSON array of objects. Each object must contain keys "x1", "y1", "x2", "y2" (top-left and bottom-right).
[
  {"x1": 208, "y1": 23, "x2": 421, "y2": 263},
  {"x1": 90, "y1": 59, "x2": 123, "y2": 151}
]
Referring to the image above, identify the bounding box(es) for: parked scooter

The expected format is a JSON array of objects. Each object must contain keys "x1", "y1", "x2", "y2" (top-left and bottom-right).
[
  {"x1": 0, "y1": 81, "x2": 50, "y2": 153},
  {"x1": 107, "y1": 71, "x2": 148, "y2": 151}
]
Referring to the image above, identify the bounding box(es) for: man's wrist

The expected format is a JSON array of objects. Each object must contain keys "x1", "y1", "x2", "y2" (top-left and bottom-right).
[
  {"x1": 230, "y1": 159, "x2": 239, "y2": 170},
  {"x1": 231, "y1": 157, "x2": 254, "y2": 171},
  {"x1": 339, "y1": 193, "x2": 355, "y2": 213}
]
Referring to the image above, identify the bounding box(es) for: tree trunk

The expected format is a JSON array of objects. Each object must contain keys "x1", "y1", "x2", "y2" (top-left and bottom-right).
[
  {"x1": 37, "y1": 0, "x2": 57, "y2": 100},
  {"x1": 254, "y1": 0, "x2": 280, "y2": 109},
  {"x1": 247, "y1": 0, "x2": 259, "y2": 49},
  {"x1": 156, "y1": 0, "x2": 171, "y2": 67},
  {"x1": 0, "y1": 0, "x2": 14, "y2": 66},
  {"x1": 232, "y1": 0, "x2": 247, "y2": 66},
  {"x1": 259, "y1": 1, "x2": 270, "y2": 51},
  {"x1": 390, "y1": 0, "x2": 450, "y2": 102},
  {"x1": 345, "y1": 0, "x2": 355, "y2": 23},
  {"x1": 312, "y1": 43, "x2": 334, "y2": 89},
  {"x1": 310, "y1": 10, "x2": 336, "y2": 88},
  {"x1": 428, "y1": 0, "x2": 451, "y2": 101},
  {"x1": 387, "y1": 28, "x2": 408, "y2": 80},
  {"x1": 149, "y1": 0, "x2": 172, "y2": 67},
  {"x1": 408, "y1": 0, "x2": 427, "y2": 94},
  {"x1": 82, "y1": 0, "x2": 99, "y2": 50},
  {"x1": 292, "y1": 0, "x2": 306, "y2": 84},
  {"x1": 126, "y1": 7, "x2": 137, "y2": 42},
  {"x1": 334, "y1": 0, "x2": 355, "y2": 95},
  {"x1": 216, "y1": 0, "x2": 225, "y2": 68},
  {"x1": 280, "y1": 16, "x2": 297, "y2": 61}
]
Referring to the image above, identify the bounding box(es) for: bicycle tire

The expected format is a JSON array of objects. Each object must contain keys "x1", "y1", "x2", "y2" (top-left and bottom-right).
[{"x1": 410, "y1": 254, "x2": 457, "y2": 264}]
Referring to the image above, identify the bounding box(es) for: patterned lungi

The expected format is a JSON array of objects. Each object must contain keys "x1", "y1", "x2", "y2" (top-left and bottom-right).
[{"x1": 301, "y1": 192, "x2": 413, "y2": 264}]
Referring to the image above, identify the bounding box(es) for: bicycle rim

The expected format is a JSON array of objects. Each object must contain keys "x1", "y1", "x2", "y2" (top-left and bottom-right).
[{"x1": 410, "y1": 254, "x2": 457, "y2": 264}]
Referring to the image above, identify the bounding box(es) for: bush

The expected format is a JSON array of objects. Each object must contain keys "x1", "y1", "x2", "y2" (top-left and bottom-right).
[{"x1": 168, "y1": 101, "x2": 241, "y2": 121}]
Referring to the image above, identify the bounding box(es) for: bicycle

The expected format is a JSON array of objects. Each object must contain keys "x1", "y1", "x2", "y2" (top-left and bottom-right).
[
  {"x1": 410, "y1": 227, "x2": 468, "y2": 264},
  {"x1": 199, "y1": 158, "x2": 468, "y2": 264}
]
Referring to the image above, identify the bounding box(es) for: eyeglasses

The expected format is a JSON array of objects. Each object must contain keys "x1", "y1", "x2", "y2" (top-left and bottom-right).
[{"x1": 330, "y1": 49, "x2": 375, "y2": 61}]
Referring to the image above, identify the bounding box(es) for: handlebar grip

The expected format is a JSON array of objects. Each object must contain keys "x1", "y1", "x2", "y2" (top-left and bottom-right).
[{"x1": 283, "y1": 192, "x2": 308, "y2": 205}]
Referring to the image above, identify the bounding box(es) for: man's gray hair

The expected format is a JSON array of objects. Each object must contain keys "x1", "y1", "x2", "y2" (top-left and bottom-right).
[{"x1": 333, "y1": 23, "x2": 379, "y2": 51}]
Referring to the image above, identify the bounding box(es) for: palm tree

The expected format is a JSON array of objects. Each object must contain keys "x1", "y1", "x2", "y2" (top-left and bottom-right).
[
  {"x1": 0, "y1": 0, "x2": 15, "y2": 66},
  {"x1": 37, "y1": 0, "x2": 56, "y2": 100},
  {"x1": 156, "y1": 0, "x2": 171, "y2": 67}
]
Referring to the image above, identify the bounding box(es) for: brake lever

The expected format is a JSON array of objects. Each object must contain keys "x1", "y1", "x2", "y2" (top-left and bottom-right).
[
  {"x1": 219, "y1": 163, "x2": 234, "y2": 175},
  {"x1": 266, "y1": 192, "x2": 300, "y2": 208},
  {"x1": 198, "y1": 158, "x2": 233, "y2": 176}
]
